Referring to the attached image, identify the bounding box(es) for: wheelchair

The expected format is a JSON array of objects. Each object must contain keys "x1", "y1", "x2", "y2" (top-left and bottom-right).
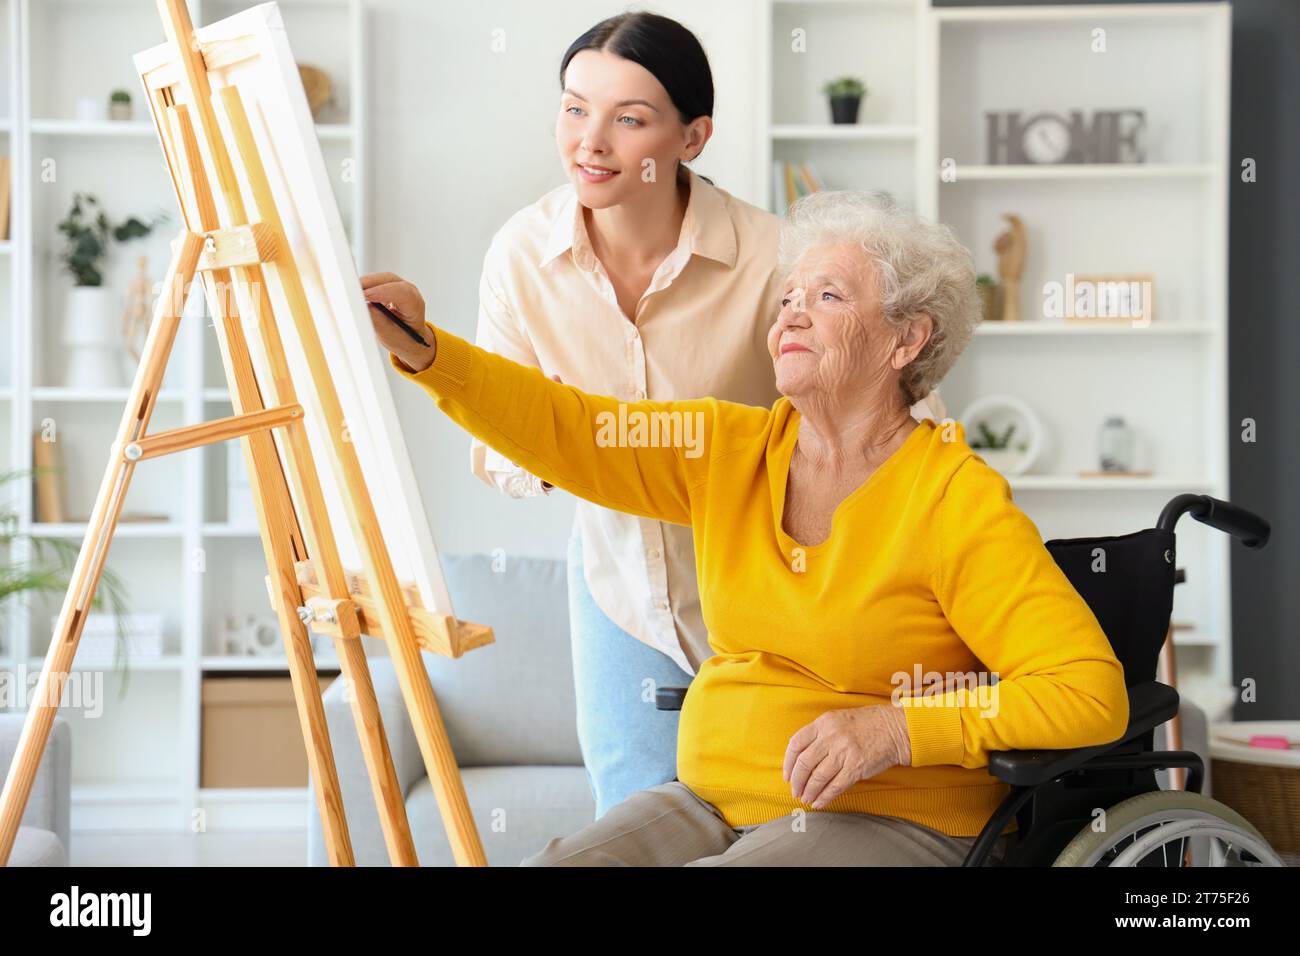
[{"x1": 655, "y1": 493, "x2": 1288, "y2": 867}]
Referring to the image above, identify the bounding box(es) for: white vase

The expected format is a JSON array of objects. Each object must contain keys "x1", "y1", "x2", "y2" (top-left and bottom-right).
[
  {"x1": 975, "y1": 447, "x2": 1028, "y2": 475},
  {"x1": 63, "y1": 286, "x2": 124, "y2": 388}
]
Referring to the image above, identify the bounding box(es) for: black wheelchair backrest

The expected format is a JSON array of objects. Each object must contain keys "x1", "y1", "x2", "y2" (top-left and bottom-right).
[{"x1": 1043, "y1": 528, "x2": 1177, "y2": 688}]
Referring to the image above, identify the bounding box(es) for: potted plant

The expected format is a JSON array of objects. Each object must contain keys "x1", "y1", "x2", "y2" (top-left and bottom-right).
[
  {"x1": 822, "y1": 76, "x2": 867, "y2": 125},
  {"x1": 1, "y1": 470, "x2": 135, "y2": 689},
  {"x1": 969, "y1": 420, "x2": 1030, "y2": 474},
  {"x1": 55, "y1": 193, "x2": 166, "y2": 388},
  {"x1": 109, "y1": 89, "x2": 132, "y2": 122},
  {"x1": 976, "y1": 273, "x2": 1002, "y2": 322}
]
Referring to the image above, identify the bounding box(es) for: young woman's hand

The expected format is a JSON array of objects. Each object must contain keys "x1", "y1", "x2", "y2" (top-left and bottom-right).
[{"x1": 360, "y1": 271, "x2": 436, "y2": 372}]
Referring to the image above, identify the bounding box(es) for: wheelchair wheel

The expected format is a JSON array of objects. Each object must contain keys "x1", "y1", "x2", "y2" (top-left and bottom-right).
[{"x1": 1052, "y1": 791, "x2": 1287, "y2": 867}]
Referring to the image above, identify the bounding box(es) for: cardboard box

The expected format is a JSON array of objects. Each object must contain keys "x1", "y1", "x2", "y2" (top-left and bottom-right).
[{"x1": 201, "y1": 675, "x2": 336, "y2": 788}]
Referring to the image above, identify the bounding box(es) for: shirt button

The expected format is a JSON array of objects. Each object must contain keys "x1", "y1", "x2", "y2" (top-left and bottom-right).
[
  {"x1": 654, "y1": 599, "x2": 669, "y2": 611},
  {"x1": 634, "y1": 388, "x2": 646, "y2": 400},
  {"x1": 647, "y1": 548, "x2": 661, "y2": 559}
]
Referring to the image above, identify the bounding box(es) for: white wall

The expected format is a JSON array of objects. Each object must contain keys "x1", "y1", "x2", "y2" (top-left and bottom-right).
[{"x1": 364, "y1": 0, "x2": 765, "y2": 560}]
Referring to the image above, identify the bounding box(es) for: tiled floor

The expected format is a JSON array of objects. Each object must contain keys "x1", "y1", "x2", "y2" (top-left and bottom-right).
[{"x1": 70, "y1": 829, "x2": 309, "y2": 866}]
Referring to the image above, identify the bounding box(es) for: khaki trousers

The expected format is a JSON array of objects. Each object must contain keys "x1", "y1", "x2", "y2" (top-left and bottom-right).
[{"x1": 521, "y1": 781, "x2": 1013, "y2": 867}]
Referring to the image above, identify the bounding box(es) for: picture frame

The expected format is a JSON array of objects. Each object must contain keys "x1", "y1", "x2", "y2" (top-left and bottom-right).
[{"x1": 1064, "y1": 273, "x2": 1156, "y2": 325}]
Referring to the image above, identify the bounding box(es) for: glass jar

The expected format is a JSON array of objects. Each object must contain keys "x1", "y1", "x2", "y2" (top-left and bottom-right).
[{"x1": 1099, "y1": 416, "x2": 1135, "y2": 472}]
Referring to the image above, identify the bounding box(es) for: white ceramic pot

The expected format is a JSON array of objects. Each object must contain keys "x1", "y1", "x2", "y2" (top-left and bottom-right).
[
  {"x1": 959, "y1": 394, "x2": 1046, "y2": 476},
  {"x1": 75, "y1": 97, "x2": 106, "y2": 122},
  {"x1": 63, "y1": 286, "x2": 124, "y2": 388},
  {"x1": 975, "y1": 447, "x2": 1027, "y2": 475}
]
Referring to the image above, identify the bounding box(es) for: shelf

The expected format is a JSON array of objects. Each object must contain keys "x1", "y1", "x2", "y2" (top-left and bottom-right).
[
  {"x1": 27, "y1": 655, "x2": 184, "y2": 671},
  {"x1": 941, "y1": 164, "x2": 1216, "y2": 182},
  {"x1": 315, "y1": 123, "x2": 354, "y2": 141},
  {"x1": 200, "y1": 655, "x2": 342, "y2": 672},
  {"x1": 30, "y1": 119, "x2": 157, "y2": 138},
  {"x1": 974, "y1": 322, "x2": 1216, "y2": 336},
  {"x1": 935, "y1": 4, "x2": 1224, "y2": 24},
  {"x1": 71, "y1": 782, "x2": 180, "y2": 804},
  {"x1": 1170, "y1": 629, "x2": 1223, "y2": 648},
  {"x1": 31, "y1": 521, "x2": 185, "y2": 538},
  {"x1": 776, "y1": 0, "x2": 915, "y2": 6},
  {"x1": 772, "y1": 124, "x2": 919, "y2": 141},
  {"x1": 201, "y1": 523, "x2": 262, "y2": 538},
  {"x1": 1006, "y1": 476, "x2": 1218, "y2": 493},
  {"x1": 30, "y1": 118, "x2": 353, "y2": 141},
  {"x1": 31, "y1": 386, "x2": 185, "y2": 403}
]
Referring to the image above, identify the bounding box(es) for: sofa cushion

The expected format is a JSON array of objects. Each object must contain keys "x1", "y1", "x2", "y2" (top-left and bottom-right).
[
  {"x1": 406, "y1": 765, "x2": 594, "y2": 866},
  {"x1": 9, "y1": 826, "x2": 66, "y2": 867},
  {"x1": 420, "y1": 554, "x2": 582, "y2": 766}
]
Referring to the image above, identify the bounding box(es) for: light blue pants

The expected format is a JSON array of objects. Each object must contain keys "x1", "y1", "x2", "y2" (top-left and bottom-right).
[{"x1": 567, "y1": 529, "x2": 695, "y2": 819}]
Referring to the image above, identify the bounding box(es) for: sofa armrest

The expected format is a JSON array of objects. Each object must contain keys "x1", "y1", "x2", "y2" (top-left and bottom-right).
[
  {"x1": 0, "y1": 714, "x2": 71, "y2": 853},
  {"x1": 307, "y1": 657, "x2": 424, "y2": 866}
]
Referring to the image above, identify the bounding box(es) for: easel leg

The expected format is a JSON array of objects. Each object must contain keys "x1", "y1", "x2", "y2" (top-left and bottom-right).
[
  {"x1": 198, "y1": 281, "x2": 357, "y2": 867},
  {"x1": 205, "y1": 269, "x2": 418, "y2": 865},
  {"x1": 0, "y1": 233, "x2": 203, "y2": 865}
]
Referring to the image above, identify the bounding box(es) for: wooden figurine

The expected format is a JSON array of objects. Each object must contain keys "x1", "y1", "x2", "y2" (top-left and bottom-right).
[
  {"x1": 994, "y1": 213, "x2": 1027, "y2": 322},
  {"x1": 121, "y1": 255, "x2": 153, "y2": 363}
]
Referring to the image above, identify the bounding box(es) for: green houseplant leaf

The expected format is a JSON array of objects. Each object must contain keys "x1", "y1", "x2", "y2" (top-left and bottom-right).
[{"x1": 1, "y1": 469, "x2": 137, "y2": 696}]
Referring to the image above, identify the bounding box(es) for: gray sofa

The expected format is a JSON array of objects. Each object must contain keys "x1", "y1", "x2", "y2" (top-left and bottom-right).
[
  {"x1": 0, "y1": 714, "x2": 71, "y2": 866},
  {"x1": 308, "y1": 553, "x2": 596, "y2": 866},
  {"x1": 307, "y1": 552, "x2": 1211, "y2": 866}
]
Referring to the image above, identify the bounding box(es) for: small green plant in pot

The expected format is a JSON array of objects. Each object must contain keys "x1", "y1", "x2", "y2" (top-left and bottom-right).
[
  {"x1": 976, "y1": 273, "x2": 1002, "y2": 322},
  {"x1": 1, "y1": 470, "x2": 136, "y2": 695},
  {"x1": 56, "y1": 192, "x2": 163, "y2": 288},
  {"x1": 969, "y1": 420, "x2": 1029, "y2": 475},
  {"x1": 56, "y1": 193, "x2": 167, "y2": 388},
  {"x1": 822, "y1": 76, "x2": 867, "y2": 125},
  {"x1": 109, "y1": 89, "x2": 133, "y2": 121}
]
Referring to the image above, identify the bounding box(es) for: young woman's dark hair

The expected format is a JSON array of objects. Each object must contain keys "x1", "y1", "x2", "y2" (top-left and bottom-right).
[{"x1": 560, "y1": 12, "x2": 716, "y2": 173}]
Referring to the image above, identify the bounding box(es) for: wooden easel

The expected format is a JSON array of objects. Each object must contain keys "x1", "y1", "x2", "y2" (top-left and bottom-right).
[{"x1": 0, "y1": 0, "x2": 492, "y2": 867}]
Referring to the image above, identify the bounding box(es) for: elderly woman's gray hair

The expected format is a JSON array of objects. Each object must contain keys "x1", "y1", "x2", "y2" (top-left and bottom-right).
[{"x1": 778, "y1": 190, "x2": 981, "y2": 407}]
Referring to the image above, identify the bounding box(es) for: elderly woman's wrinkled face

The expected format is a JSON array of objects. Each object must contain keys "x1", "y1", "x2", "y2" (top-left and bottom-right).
[{"x1": 768, "y1": 242, "x2": 898, "y2": 403}]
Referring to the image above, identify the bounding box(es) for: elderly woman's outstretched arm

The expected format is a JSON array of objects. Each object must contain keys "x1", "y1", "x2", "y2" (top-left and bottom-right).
[{"x1": 387, "y1": 322, "x2": 767, "y2": 526}]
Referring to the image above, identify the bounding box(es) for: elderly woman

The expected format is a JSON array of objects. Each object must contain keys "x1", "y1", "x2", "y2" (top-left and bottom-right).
[{"x1": 363, "y1": 190, "x2": 1130, "y2": 867}]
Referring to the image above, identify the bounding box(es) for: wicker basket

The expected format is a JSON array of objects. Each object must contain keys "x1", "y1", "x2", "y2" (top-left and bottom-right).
[
  {"x1": 297, "y1": 63, "x2": 333, "y2": 119},
  {"x1": 1209, "y1": 721, "x2": 1300, "y2": 863}
]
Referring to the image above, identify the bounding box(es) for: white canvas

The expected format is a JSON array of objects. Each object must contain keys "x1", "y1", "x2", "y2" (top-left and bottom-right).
[{"x1": 134, "y1": 2, "x2": 455, "y2": 619}]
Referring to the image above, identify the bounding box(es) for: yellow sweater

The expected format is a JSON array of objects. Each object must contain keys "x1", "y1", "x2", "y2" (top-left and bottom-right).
[{"x1": 390, "y1": 326, "x2": 1131, "y2": 837}]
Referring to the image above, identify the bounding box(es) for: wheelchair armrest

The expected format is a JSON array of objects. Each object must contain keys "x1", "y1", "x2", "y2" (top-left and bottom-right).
[
  {"x1": 987, "y1": 680, "x2": 1180, "y2": 787},
  {"x1": 656, "y1": 686, "x2": 688, "y2": 711}
]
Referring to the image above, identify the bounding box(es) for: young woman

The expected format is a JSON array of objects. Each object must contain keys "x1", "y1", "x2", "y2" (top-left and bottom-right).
[{"x1": 465, "y1": 13, "x2": 783, "y2": 820}]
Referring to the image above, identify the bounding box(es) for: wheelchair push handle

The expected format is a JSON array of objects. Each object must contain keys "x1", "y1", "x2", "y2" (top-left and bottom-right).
[{"x1": 1158, "y1": 494, "x2": 1270, "y2": 549}]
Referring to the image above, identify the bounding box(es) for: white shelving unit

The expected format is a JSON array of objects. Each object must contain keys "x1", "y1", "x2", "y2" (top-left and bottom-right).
[
  {"x1": 763, "y1": 2, "x2": 1234, "y2": 711},
  {"x1": 1, "y1": 0, "x2": 366, "y2": 831},
  {"x1": 0, "y1": 0, "x2": 1238, "y2": 837}
]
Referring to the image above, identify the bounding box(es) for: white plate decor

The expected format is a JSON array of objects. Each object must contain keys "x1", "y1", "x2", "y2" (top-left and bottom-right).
[{"x1": 959, "y1": 394, "x2": 1045, "y2": 476}]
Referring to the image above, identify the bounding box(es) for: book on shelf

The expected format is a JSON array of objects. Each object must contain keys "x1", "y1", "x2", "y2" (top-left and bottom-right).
[
  {"x1": 50, "y1": 612, "x2": 165, "y2": 660},
  {"x1": 31, "y1": 432, "x2": 65, "y2": 524},
  {"x1": 773, "y1": 161, "x2": 824, "y2": 212},
  {"x1": 0, "y1": 154, "x2": 9, "y2": 240}
]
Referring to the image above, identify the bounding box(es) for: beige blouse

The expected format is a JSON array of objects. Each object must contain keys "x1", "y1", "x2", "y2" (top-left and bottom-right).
[{"x1": 471, "y1": 167, "x2": 943, "y2": 674}]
